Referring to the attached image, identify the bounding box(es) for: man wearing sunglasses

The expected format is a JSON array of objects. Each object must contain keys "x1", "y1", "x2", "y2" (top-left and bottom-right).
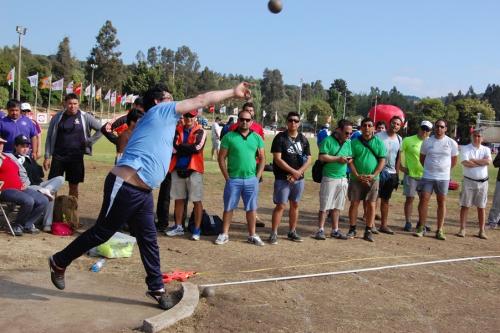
[
  {"x1": 400, "y1": 120, "x2": 432, "y2": 231},
  {"x1": 269, "y1": 112, "x2": 311, "y2": 244},
  {"x1": 229, "y1": 102, "x2": 266, "y2": 227},
  {"x1": 415, "y1": 119, "x2": 458, "y2": 240},
  {"x1": 458, "y1": 129, "x2": 491, "y2": 239},
  {"x1": 49, "y1": 82, "x2": 252, "y2": 310},
  {"x1": 347, "y1": 117, "x2": 386, "y2": 242},
  {"x1": 217, "y1": 109, "x2": 266, "y2": 246},
  {"x1": 165, "y1": 110, "x2": 206, "y2": 241}
]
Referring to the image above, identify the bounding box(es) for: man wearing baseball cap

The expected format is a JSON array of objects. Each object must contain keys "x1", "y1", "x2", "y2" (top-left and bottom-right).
[
  {"x1": 14, "y1": 134, "x2": 64, "y2": 232},
  {"x1": 165, "y1": 110, "x2": 207, "y2": 240},
  {"x1": 20, "y1": 102, "x2": 43, "y2": 158},
  {"x1": 399, "y1": 120, "x2": 432, "y2": 232}
]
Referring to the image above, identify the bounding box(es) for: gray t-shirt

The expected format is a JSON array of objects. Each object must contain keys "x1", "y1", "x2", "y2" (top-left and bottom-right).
[
  {"x1": 376, "y1": 131, "x2": 401, "y2": 174},
  {"x1": 420, "y1": 135, "x2": 459, "y2": 180}
]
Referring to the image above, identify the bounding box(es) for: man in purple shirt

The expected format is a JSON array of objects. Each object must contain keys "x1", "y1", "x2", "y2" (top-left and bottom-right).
[{"x1": 0, "y1": 100, "x2": 39, "y2": 158}]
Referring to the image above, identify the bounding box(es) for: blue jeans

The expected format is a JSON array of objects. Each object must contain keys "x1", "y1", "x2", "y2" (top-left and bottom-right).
[
  {"x1": 0, "y1": 188, "x2": 49, "y2": 229},
  {"x1": 30, "y1": 176, "x2": 65, "y2": 227},
  {"x1": 53, "y1": 173, "x2": 164, "y2": 291},
  {"x1": 223, "y1": 177, "x2": 259, "y2": 212}
]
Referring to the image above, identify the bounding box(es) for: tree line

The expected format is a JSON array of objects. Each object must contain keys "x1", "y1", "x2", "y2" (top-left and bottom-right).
[{"x1": 0, "y1": 20, "x2": 499, "y2": 141}]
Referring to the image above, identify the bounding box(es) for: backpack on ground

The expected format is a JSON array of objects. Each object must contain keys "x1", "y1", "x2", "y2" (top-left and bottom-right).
[{"x1": 188, "y1": 209, "x2": 223, "y2": 236}]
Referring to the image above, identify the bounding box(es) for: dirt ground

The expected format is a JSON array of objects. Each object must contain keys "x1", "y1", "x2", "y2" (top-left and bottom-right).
[{"x1": 1, "y1": 160, "x2": 500, "y2": 333}]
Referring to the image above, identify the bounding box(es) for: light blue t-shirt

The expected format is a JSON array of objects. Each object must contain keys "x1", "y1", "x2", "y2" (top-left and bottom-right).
[{"x1": 117, "y1": 102, "x2": 179, "y2": 189}]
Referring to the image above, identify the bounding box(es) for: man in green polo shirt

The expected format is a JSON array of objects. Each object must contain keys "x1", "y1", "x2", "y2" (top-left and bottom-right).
[
  {"x1": 347, "y1": 117, "x2": 386, "y2": 242},
  {"x1": 314, "y1": 119, "x2": 353, "y2": 240},
  {"x1": 400, "y1": 120, "x2": 432, "y2": 231},
  {"x1": 216, "y1": 109, "x2": 266, "y2": 246}
]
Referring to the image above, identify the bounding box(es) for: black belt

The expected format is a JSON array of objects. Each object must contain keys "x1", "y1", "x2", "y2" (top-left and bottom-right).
[{"x1": 464, "y1": 176, "x2": 489, "y2": 183}]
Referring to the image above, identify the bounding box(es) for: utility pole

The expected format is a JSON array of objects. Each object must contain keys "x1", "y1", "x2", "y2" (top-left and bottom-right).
[
  {"x1": 298, "y1": 78, "x2": 303, "y2": 132},
  {"x1": 16, "y1": 26, "x2": 27, "y2": 101}
]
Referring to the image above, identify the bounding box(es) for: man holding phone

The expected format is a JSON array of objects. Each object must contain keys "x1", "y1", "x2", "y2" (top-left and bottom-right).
[{"x1": 314, "y1": 119, "x2": 353, "y2": 240}]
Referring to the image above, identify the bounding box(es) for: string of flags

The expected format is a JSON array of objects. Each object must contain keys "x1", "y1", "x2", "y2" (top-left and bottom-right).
[{"x1": 5, "y1": 68, "x2": 139, "y2": 105}]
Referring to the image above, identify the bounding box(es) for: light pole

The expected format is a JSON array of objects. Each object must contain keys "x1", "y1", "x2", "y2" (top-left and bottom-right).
[
  {"x1": 90, "y1": 64, "x2": 98, "y2": 112},
  {"x1": 16, "y1": 26, "x2": 27, "y2": 101},
  {"x1": 298, "y1": 78, "x2": 303, "y2": 131}
]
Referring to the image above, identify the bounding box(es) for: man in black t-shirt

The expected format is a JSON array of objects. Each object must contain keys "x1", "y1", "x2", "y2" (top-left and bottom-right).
[{"x1": 268, "y1": 112, "x2": 311, "y2": 244}]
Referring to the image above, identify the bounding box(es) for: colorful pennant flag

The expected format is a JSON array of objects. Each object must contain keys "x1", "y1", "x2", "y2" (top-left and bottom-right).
[
  {"x1": 74, "y1": 82, "x2": 82, "y2": 95},
  {"x1": 110, "y1": 91, "x2": 117, "y2": 107},
  {"x1": 84, "y1": 85, "x2": 91, "y2": 96},
  {"x1": 66, "y1": 81, "x2": 74, "y2": 94},
  {"x1": 104, "y1": 90, "x2": 111, "y2": 101},
  {"x1": 40, "y1": 76, "x2": 52, "y2": 89},
  {"x1": 95, "y1": 88, "x2": 102, "y2": 101},
  {"x1": 51, "y1": 78, "x2": 64, "y2": 91},
  {"x1": 7, "y1": 68, "x2": 15, "y2": 85},
  {"x1": 121, "y1": 93, "x2": 127, "y2": 106},
  {"x1": 27, "y1": 73, "x2": 38, "y2": 87}
]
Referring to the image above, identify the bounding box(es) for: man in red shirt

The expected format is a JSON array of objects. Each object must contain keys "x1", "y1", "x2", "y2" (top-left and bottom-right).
[{"x1": 229, "y1": 102, "x2": 264, "y2": 139}]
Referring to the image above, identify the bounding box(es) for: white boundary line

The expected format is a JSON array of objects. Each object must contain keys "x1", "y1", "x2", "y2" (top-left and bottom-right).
[{"x1": 200, "y1": 255, "x2": 500, "y2": 288}]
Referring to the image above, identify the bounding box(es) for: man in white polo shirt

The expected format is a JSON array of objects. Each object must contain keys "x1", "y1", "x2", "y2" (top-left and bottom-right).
[{"x1": 457, "y1": 129, "x2": 491, "y2": 239}]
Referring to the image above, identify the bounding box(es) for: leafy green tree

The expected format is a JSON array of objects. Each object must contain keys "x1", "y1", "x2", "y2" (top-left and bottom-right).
[
  {"x1": 86, "y1": 20, "x2": 124, "y2": 90},
  {"x1": 454, "y1": 98, "x2": 495, "y2": 140},
  {"x1": 52, "y1": 37, "x2": 75, "y2": 83},
  {"x1": 305, "y1": 99, "x2": 333, "y2": 125},
  {"x1": 482, "y1": 84, "x2": 500, "y2": 120},
  {"x1": 261, "y1": 68, "x2": 285, "y2": 112}
]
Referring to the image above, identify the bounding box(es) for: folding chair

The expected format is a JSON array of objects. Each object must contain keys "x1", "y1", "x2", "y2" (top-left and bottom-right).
[{"x1": 0, "y1": 201, "x2": 16, "y2": 237}]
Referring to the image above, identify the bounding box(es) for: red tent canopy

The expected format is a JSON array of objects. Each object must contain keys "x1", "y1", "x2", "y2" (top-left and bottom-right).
[{"x1": 368, "y1": 104, "x2": 405, "y2": 127}]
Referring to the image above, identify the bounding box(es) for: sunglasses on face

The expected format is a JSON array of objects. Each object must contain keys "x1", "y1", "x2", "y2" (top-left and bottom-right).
[
  {"x1": 344, "y1": 131, "x2": 352, "y2": 136},
  {"x1": 183, "y1": 114, "x2": 195, "y2": 118},
  {"x1": 287, "y1": 119, "x2": 300, "y2": 123},
  {"x1": 420, "y1": 126, "x2": 431, "y2": 132},
  {"x1": 239, "y1": 118, "x2": 252, "y2": 123}
]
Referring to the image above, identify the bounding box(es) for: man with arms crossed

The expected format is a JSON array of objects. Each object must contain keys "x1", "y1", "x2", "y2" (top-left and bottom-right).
[
  {"x1": 457, "y1": 129, "x2": 491, "y2": 239},
  {"x1": 414, "y1": 119, "x2": 458, "y2": 240}
]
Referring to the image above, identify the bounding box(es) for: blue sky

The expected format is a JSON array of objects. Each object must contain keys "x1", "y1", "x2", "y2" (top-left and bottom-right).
[{"x1": 3, "y1": 0, "x2": 500, "y2": 97}]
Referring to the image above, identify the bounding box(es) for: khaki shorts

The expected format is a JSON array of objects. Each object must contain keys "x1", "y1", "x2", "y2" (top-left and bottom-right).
[
  {"x1": 319, "y1": 177, "x2": 348, "y2": 211},
  {"x1": 348, "y1": 179, "x2": 379, "y2": 202},
  {"x1": 460, "y1": 178, "x2": 488, "y2": 208},
  {"x1": 170, "y1": 170, "x2": 204, "y2": 202},
  {"x1": 403, "y1": 175, "x2": 419, "y2": 198}
]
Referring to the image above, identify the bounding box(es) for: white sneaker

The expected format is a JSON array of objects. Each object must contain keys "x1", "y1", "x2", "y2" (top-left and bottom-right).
[
  {"x1": 43, "y1": 225, "x2": 52, "y2": 233},
  {"x1": 214, "y1": 233, "x2": 229, "y2": 245},
  {"x1": 165, "y1": 225, "x2": 184, "y2": 237},
  {"x1": 38, "y1": 188, "x2": 54, "y2": 201},
  {"x1": 247, "y1": 234, "x2": 265, "y2": 246}
]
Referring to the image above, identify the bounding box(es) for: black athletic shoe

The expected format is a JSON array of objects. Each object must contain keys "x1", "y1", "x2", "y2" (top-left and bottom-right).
[
  {"x1": 146, "y1": 290, "x2": 175, "y2": 310},
  {"x1": 346, "y1": 228, "x2": 357, "y2": 239},
  {"x1": 363, "y1": 230, "x2": 374, "y2": 242},
  {"x1": 48, "y1": 256, "x2": 66, "y2": 290}
]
